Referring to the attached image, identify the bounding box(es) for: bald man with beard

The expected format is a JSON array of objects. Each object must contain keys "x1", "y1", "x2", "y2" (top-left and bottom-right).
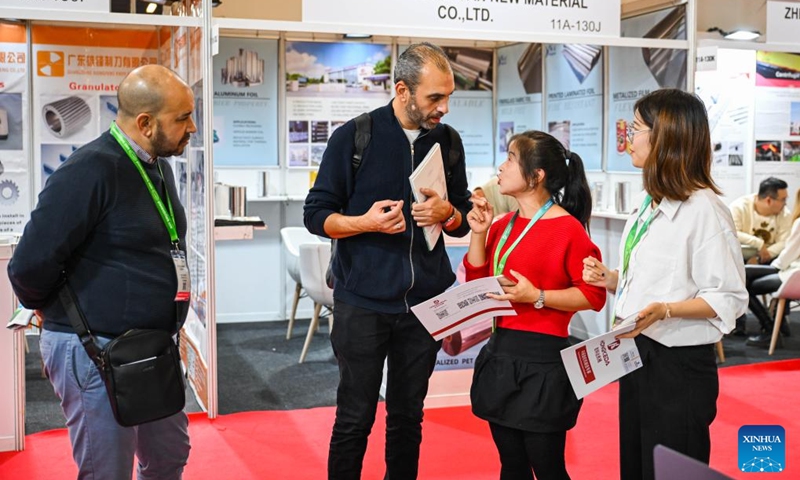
[{"x1": 9, "y1": 65, "x2": 196, "y2": 479}]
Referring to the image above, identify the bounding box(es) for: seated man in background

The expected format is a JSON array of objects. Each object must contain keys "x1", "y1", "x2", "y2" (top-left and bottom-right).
[
  {"x1": 730, "y1": 177, "x2": 792, "y2": 337},
  {"x1": 472, "y1": 176, "x2": 518, "y2": 216},
  {"x1": 730, "y1": 177, "x2": 791, "y2": 265}
]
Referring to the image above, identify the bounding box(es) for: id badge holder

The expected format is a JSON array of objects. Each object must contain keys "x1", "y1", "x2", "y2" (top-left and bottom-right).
[{"x1": 171, "y1": 248, "x2": 191, "y2": 302}]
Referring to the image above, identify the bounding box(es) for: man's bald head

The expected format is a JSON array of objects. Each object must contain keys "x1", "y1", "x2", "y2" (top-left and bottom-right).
[{"x1": 117, "y1": 65, "x2": 189, "y2": 119}]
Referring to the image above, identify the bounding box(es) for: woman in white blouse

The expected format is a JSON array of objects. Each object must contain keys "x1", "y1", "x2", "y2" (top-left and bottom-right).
[{"x1": 581, "y1": 89, "x2": 748, "y2": 480}]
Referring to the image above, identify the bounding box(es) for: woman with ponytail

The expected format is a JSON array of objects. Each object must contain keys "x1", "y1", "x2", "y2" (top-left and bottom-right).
[{"x1": 463, "y1": 130, "x2": 606, "y2": 480}]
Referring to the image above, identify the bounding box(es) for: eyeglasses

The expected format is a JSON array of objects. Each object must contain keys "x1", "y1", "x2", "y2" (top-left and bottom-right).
[{"x1": 626, "y1": 124, "x2": 650, "y2": 143}]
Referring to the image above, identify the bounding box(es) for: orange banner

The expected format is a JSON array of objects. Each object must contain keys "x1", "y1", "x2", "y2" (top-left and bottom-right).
[
  {"x1": 0, "y1": 23, "x2": 26, "y2": 44},
  {"x1": 32, "y1": 25, "x2": 159, "y2": 50}
]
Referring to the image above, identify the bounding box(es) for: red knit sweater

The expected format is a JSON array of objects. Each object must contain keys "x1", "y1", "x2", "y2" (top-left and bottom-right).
[{"x1": 464, "y1": 213, "x2": 607, "y2": 337}]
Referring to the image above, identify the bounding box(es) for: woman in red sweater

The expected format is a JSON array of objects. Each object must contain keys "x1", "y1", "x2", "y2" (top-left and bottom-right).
[{"x1": 464, "y1": 130, "x2": 606, "y2": 480}]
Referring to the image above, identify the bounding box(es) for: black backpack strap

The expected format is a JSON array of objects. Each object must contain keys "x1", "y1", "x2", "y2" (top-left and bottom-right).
[
  {"x1": 443, "y1": 124, "x2": 464, "y2": 183},
  {"x1": 352, "y1": 112, "x2": 372, "y2": 173}
]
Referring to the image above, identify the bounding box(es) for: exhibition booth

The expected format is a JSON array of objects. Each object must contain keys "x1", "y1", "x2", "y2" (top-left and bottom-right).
[{"x1": 1, "y1": 0, "x2": 799, "y2": 454}]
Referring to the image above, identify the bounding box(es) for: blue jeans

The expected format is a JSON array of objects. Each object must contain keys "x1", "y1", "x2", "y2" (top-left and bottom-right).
[
  {"x1": 40, "y1": 329, "x2": 190, "y2": 480},
  {"x1": 328, "y1": 300, "x2": 441, "y2": 480}
]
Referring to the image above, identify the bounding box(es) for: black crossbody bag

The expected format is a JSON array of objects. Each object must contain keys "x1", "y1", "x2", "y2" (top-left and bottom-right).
[{"x1": 59, "y1": 283, "x2": 185, "y2": 427}]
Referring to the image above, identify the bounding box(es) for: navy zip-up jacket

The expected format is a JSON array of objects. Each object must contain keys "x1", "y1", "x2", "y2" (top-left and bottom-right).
[{"x1": 304, "y1": 100, "x2": 472, "y2": 314}]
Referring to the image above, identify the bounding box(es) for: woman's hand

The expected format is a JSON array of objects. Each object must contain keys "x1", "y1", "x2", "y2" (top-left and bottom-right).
[
  {"x1": 487, "y1": 269, "x2": 537, "y2": 304},
  {"x1": 616, "y1": 302, "x2": 668, "y2": 339},
  {"x1": 466, "y1": 196, "x2": 494, "y2": 234},
  {"x1": 582, "y1": 256, "x2": 618, "y2": 292}
]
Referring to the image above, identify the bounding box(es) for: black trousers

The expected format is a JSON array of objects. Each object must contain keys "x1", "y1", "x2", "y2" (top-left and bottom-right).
[
  {"x1": 745, "y1": 265, "x2": 782, "y2": 331},
  {"x1": 488, "y1": 423, "x2": 570, "y2": 480},
  {"x1": 619, "y1": 335, "x2": 718, "y2": 480},
  {"x1": 328, "y1": 300, "x2": 441, "y2": 480}
]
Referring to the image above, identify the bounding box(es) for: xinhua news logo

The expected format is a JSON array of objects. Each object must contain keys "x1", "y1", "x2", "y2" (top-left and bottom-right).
[{"x1": 738, "y1": 425, "x2": 785, "y2": 473}]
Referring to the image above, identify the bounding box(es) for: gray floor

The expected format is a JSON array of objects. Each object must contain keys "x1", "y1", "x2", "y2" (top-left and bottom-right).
[{"x1": 24, "y1": 313, "x2": 798, "y2": 434}]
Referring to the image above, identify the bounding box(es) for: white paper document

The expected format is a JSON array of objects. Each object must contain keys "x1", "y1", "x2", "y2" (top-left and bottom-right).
[
  {"x1": 6, "y1": 307, "x2": 34, "y2": 330},
  {"x1": 560, "y1": 315, "x2": 644, "y2": 399},
  {"x1": 411, "y1": 276, "x2": 516, "y2": 340},
  {"x1": 409, "y1": 142, "x2": 447, "y2": 250}
]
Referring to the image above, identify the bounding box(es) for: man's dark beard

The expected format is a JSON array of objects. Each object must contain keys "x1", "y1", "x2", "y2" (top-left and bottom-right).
[
  {"x1": 405, "y1": 96, "x2": 442, "y2": 130},
  {"x1": 151, "y1": 123, "x2": 189, "y2": 158}
]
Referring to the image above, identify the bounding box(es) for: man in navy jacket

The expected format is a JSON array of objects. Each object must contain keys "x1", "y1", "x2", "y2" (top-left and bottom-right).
[{"x1": 304, "y1": 42, "x2": 471, "y2": 479}]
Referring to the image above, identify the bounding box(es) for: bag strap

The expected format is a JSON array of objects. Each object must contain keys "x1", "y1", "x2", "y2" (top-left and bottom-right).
[
  {"x1": 443, "y1": 124, "x2": 463, "y2": 184},
  {"x1": 352, "y1": 112, "x2": 372, "y2": 173},
  {"x1": 58, "y1": 283, "x2": 104, "y2": 367}
]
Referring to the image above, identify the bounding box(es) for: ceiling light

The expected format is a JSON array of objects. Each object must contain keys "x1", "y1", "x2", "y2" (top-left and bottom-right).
[
  {"x1": 146, "y1": 2, "x2": 158, "y2": 14},
  {"x1": 343, "y1": 33, "x2": 372, "y2": 40},
  {"x1": 707, "y1": 27, "x2": 761, "y2": 41}
]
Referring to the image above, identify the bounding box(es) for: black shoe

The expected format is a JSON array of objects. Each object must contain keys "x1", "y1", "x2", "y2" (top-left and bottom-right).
[{"x1": 746, "y1": 333, "x2": 783, "y2": 348}]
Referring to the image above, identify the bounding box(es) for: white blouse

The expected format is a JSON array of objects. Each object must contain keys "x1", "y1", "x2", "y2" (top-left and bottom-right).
[{"x1": 615, "y1": 188, "x2": 748, "y2": 347}]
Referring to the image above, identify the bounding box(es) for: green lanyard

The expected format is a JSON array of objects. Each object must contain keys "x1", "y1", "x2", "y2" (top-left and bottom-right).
[
  {"x1": 109, "y1": 122, "x2": 179, "y2": 246},
  {"x1": 622, "y1": 194, "x2": 659, "y2": 277},
  {"x1": 492, "y1": 199, "x2": 553, "y2": 277}
]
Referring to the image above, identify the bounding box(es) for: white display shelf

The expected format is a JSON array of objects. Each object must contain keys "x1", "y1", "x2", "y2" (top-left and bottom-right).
[
  {"x1": 214, "y1": 225, "x2": 267, "y2": 241},
  {"x1": 247, "y1": 195, "x2": 307, "y2": 203},
  {"x1": 0, "y1": 8, "x2": 203, "y2": 28}
]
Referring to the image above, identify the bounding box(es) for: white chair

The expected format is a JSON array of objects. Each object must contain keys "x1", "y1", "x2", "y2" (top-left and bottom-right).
[
  {"x1": 770, "y1": 270, "x2": 800, "y2": 355},
  {"x1": 280, "y1": 227, "x2": 327, "y2": 340},
  {"x1": 298, "y1": 243, "x2": 334, "y2": 363}
]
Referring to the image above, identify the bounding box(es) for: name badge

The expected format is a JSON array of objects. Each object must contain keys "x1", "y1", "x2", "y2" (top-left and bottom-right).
[{"x1": 171, "y1": 249, "x2": 191, "y2": 302}]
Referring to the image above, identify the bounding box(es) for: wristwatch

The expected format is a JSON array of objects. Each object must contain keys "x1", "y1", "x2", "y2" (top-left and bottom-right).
[{"x1": 534, "y1": 289, "x2": 545, "y2": 309}]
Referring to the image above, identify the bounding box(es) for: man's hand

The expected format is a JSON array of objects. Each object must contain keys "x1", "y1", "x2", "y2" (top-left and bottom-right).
[
  {"x1": 758, "y1": 245, "x2": 772, "y2": 264},
  {"x1": 412, "y1": 188, "x2": 451, "y2": 227},
  {"x1": 359, "y1": 200, "x2": 406, "y2": 234}
]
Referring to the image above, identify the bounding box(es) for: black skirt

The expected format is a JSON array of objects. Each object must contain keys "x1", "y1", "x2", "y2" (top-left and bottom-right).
[{"x1": 470, "y1": 328, "x2": 582, "y2": 433}]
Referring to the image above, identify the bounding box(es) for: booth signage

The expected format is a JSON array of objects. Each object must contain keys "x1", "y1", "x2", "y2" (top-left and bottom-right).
[
  {"x1": 696, "y1": 46, "x2": 717, "y2": 72},
  {"x1": 303, "y1": 0, "x2": 621, "y2": 39},
  {"x1": 2, "y1": 0, "x2": 109, "y2": 13},
  {"x1": 767, "y1": 1, "x2": 800, "y2": 44}
]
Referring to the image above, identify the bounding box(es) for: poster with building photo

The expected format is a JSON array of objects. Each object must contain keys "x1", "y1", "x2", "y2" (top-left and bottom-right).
[
  {"x1": 696, "y1": 48, "x2": 755, "y2": 204},
  {"x1": 285, "y1": 41, "x2": 392, "y2": 168},
  {"x1": 0, "y1": 24, "x2": 30, "y2": 233},
  {"x1": 212, "y1": 37, "x2": 279, "y2": 167},
  {"x1": 607, "y1": 7, "x2": 687, "y2": 173},
  {"x1": 496, "y1": 43, "x2": 543, "y2": 162},
  {"x1": 754, "y1": 51, "x2": 800, "y2": 202},
  {"x1": 545, "y1": 44, "x2": 603, "y2": 171}
]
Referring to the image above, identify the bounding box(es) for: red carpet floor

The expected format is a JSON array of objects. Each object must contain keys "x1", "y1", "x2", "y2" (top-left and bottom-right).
[{"x1": 2, "y1": 359, "x2": 799, "y2": 479}]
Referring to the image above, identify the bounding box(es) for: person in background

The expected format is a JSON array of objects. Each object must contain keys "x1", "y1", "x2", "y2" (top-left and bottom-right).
[
  {"x1": 464, "y1": 130, "x2": 606, "y2": 480},
  {"x1": 303, "y1": 42, "x2": 472, "y2": 480},
  {"x1": 582, "y1": 89, "x2": 748, "y2": 480},
  {"x1": 472, "y1": 176, "x2": 518, "y2": 216},
  {"x1": 729, "y1": 177, "x2": 792, "y2": 338},
  {"x1": 741, "y1": 187, "x2": 800, "y2": 347},
  {"x1": 8, "y1": 65, "x2": 195, "y2": 479},
  {"x1": 730, "y1": 177, "x2": 791, "y2": 265}
]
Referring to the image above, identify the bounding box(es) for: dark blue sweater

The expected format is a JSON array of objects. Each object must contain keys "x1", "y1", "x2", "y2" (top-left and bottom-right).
[
  {"x1": 304, "y1": 101, "x2": 472, "y2": 314},
  {"x1": 8, "y1": 131, "x2": 188, "y2": 336}
]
